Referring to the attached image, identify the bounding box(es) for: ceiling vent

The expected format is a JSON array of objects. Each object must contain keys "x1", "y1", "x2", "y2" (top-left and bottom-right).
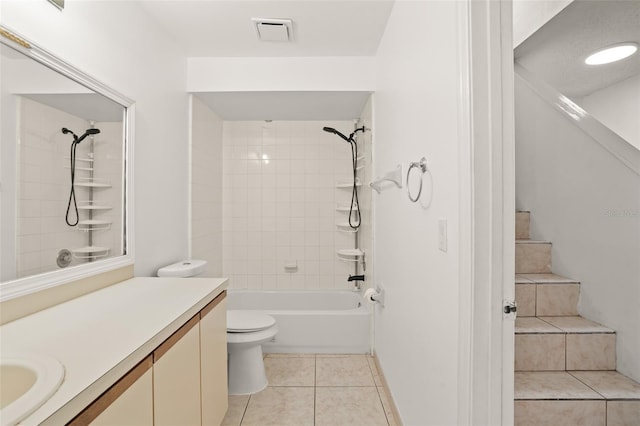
[{"x1": 252, "y1": 18, "x2": 293, "y2": 42}]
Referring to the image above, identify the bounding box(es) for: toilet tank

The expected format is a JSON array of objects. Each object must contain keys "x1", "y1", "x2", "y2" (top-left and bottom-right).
[{"x1": 157, "y1": 260, "x2": 207, "y2": 277}]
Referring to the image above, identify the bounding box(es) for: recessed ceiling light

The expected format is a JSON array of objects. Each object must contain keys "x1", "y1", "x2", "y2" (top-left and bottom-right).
[{"x1": 585, "y1": 43, "x2": 638, "y2": 65}]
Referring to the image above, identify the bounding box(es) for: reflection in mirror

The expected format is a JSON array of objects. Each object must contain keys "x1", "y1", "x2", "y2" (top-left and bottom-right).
[
  {"x1": 514, "y1": 0, "x2": 640, "y2": 149},
  {"x1": 1, "y1": 37, "x2": 128, "y2": 286}
]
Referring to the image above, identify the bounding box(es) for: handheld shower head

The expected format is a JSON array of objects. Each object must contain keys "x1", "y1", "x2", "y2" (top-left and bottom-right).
[
  {"x1": 62, "y1": 127, "x2": 100, "y2": 144},
  {"x1": 322, "y1": 126, "x2": 352, "y2": 143},
  {"x1": 75, "y1": 128, "x2": 101, "y2": 144}
]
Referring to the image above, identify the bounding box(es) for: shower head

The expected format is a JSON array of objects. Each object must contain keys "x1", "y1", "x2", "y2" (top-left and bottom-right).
[
  {"x1": 322, "y1": 126, "x2": 352, "y2": 143},
  {"x1": 63, "y1": 127, "x2": 101, "y2": 144}
]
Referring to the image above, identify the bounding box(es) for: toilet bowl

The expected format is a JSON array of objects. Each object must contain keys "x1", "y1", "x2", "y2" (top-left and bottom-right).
[{"x1": 227, "y1": 310, "x2": 278, "y2": 395}]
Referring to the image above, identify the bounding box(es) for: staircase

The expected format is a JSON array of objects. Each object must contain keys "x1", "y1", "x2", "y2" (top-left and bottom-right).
[{"x1": 514, "y1": 211, "x2": 640, "y2": 426}]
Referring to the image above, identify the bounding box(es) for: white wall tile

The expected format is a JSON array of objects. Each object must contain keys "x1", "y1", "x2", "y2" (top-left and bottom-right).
[{"x1": 221, "y1": 120, "x2": 368, "y2": 290}]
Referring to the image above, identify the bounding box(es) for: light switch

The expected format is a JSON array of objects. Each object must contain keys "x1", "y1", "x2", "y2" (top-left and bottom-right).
[{"x1": 438, "y1": 219, "x2": 447, "y2": 252}]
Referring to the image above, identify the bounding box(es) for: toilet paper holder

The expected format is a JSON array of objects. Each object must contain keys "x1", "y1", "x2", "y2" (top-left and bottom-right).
[{"x1": 364, "y1": 286, "x2": 385, "y2": 307}]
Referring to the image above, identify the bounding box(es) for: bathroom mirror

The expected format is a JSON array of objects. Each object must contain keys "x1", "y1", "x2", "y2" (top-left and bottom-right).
[{"x1": 0, "y1": 27, "x2": 133, "y2": 300}]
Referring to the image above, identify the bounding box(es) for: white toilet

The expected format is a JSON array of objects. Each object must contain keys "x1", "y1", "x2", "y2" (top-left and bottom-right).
[
  {"x1": 227, "y1": 310, "x2": 278, "y2": 395},
  {"x1": 157, "y1": 260, "x2": 277, "y2": 395}
]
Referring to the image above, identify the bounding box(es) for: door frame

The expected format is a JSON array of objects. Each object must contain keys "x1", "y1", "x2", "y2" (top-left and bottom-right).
[{"x1": 457, "y1": 0, "x2": 516, "y2": 424}]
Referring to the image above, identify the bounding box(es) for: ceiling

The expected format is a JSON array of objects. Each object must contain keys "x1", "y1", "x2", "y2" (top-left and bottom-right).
[
  {"x1": 515, "y1": 0, "x2": 640, "y2": 98},
  {"x1": 195, "y1": 91, "x2": 371, "y2": 120},
  {"x1": 138, "y1": 0, "x2": 395, "y2": 57},
  {"x1": 137, "y1": 0, "x2": 393, "y2": 120}
]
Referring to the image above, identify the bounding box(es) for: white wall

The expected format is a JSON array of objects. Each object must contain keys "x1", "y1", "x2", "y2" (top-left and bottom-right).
[
  {"x1": 373, "y1": 2, "x2": 462, "y2": 424},
  {"x1": 221, "y1": 120, "x2": 366, "y2": 291},
  {"x1": 515, "y1": 74, "x2": 640, "y2": 382},
  {"x1": 1, "y1": 0, "x2": 190, "y2": 276},
  {"x1": 512, "y1": 0, "x2": 573, "y2": 47},
  {"x1": 190, "y1": 96, "x2": 224, "y2": 276},
  {"x1": 188, "y1": 57, "x2": 375, "y2": 92},
  {"x1": 577, "y1": 75, "x2": 640, "y2": 151}
]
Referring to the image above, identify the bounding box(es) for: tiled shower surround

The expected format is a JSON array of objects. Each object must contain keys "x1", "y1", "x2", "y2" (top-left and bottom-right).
[
  {"x1": 222, "y1": 120, "x2": 372, "y2": 290},
  {"x1": 16, "y1": 97, "x2": 123, "y2": 278}
]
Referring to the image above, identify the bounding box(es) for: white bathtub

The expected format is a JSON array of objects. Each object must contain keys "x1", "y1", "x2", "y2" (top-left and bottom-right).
[{"x1": 227, "y1": 290, "x2": 370, "y2": 354}]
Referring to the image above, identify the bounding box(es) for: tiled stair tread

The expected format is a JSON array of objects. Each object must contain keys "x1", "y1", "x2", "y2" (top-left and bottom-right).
[
  {"x1": 515, "y1": 317, "x2": 564, "y2": 334},
  {"x1": 516, "y1": 239, "x2": 552, "y2": 244},
  {"x1": 516, "y1": 273, "x2": 579, "y2": 284},
  {"x1": 569, "y1": 371, "x2": 640, "y2": 399},
  {"x1": 539, "y1": 316, "x2": 614, "y2": 334},
  {"x1": 515, "y1": 275, "x2": 535, "y2": 284},
  {"x1": 515, "y1": 372, "x2": 604, "y2": 400},
  {"x1": 516, "y1": 371, "x2": 640, "y2": 402}
]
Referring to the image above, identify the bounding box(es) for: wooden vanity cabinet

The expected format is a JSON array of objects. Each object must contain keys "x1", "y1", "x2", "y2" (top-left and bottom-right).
[
  {"x1": 68, "y1": 356, "x2": 153, "y2": 426},
  {"x1": 200, "y1": 294, "x2": 228, "y2": 425},
  {"x1": 153, "y1": 314, "x2": 202, "y2": 425},
  {"x1": 68, "y1": 290, "x2": 228, "y2": 426}
]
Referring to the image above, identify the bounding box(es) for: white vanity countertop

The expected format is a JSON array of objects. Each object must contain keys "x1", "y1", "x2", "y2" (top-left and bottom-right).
[{"x1": 0, "y1": 276, "x2": 228, "y2": 425}]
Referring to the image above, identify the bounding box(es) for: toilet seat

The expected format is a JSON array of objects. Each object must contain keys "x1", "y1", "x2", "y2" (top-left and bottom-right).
[{"x1": 227, "y1": 310, "x2": 276, "y2": 333}]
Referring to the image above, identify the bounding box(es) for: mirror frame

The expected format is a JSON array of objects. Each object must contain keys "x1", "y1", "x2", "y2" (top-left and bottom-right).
[{"x1": 0, "y1": 25, "x2": 135, "y2": 302}]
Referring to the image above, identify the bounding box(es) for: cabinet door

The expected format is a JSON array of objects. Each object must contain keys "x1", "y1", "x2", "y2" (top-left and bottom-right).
[
  {"x1": 69, "y1": 356, "x2": 153, "y2": 426},
  {"x1": 200, "y1": 291, "x2": 228, "y2": 425},
  {"x1": 153, "y1": 315, "x2": 201, "y2": 426}
]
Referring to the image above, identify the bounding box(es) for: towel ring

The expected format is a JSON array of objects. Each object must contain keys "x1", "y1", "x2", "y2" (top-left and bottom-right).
[{"x1": 407, "y1": 157, "x2": 428, "y2": 203}]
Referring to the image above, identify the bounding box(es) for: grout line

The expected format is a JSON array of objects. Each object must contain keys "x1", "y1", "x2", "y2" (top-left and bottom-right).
[
  {"x1": 375, "y1": 385, "x2": 392, "y2": 426},
  {"x1": 239, "y1": 394, "x2": 251, "y2": 426},
  {"x1": 567, "y1": 371, "x2": 609, "y2": 400}
]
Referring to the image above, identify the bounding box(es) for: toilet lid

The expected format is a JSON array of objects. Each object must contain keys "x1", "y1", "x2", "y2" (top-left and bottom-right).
[{"x1": 227, "y1": 310, "x2": 276, "y2": 333}]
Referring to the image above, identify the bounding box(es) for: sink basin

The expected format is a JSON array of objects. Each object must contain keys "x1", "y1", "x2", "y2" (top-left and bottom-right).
[{"x1": 0, "y1": 354, "x2": 65, "y2": 426}]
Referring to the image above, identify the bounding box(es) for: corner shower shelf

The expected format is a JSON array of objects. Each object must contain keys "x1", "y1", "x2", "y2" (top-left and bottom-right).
[
  {"x1": 336, "y1": 204, "x2": 359, "y2": 213},
  {"x1": 77, "y1": 201, "x2": 112, "y2": 211},
  {"x1": 77, "y1": 220, "x2": 111, "y2": 232},
  {"x1": 75, "y1": 178, "x2": 111, "y2": 188},
  {"x1": 336, "y1": 178, "x2": 362, "y2": 189},
  {"x1": 64, "y1": 165, "x2": 94, "y2": 172},
  {"x1": 337, "y1": 223, "x2": 359, "y2": 233},
  {"x1": 337, "y1": 249, "x2": 365, "y2": 262},
  {"x1": 71, "y1": 246, "x2": 110, "y2": 260}
]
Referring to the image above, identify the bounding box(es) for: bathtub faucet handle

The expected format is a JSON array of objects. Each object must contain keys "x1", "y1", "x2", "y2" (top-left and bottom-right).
[{"x1": 348, "y1": 275, "x2": 365, "y2": 282}]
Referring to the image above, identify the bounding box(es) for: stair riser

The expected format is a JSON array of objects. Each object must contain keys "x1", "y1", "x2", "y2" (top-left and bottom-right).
[
  {"x1": 608, "y1": 401, "x2": 640, "y2": 425},
  {"x1": 515, "y1": 283, "x2": 579, "y2": 317},
  {"x1": 515, "y1": 243, "x2": 552, "y2": 273},
  {"x1": 516, "y1": 333, "x2": 616, "y2": 371},
  {"x1": 516, "y1": 212, "x2": 530, "y2": 240},
  {"x1": 515, "y1": 400, "x2": 606, "y2": 426}
]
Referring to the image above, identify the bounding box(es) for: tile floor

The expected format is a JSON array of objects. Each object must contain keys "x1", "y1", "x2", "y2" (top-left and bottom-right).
[{"x1": 221, "y1": 354, "x2": 397, "y2": 426}]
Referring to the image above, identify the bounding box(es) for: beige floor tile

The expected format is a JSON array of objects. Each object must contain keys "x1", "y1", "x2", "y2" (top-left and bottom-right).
[
  {"x1": 536, "y1": 284, "x2": 579, "y2": 316},
  {"x1": 607, "y1": 401, "x2": 640, "y2": 426},
  {"x1": 514, "y1": 400, "x2": 606, "y2": 426},
  {"x1": 515, "y1": 334, "x2": 565, "y2": 371},
  {"x1": 566, "y1": 334, "x2": 616, "y2": 370},
  {"x1": 221, "y1": 394, "x2": 250, "y2": 426},
  {"x1": 316, "y1": 356, "x2": 375, "y2": 386},
  {"x1": 515, "y1": 284, "x2": 536, "y2": 316},
  {"x1": 316, "y1": 387, "x2": 388, "y2": 426},
  {"x1": 540, "y1": 316, "x2": 613, "y2": 333},
  {"x1": 515, "y1": 372, "x2": 604, "y2": 400},
  {"x1": 570, "y1": 371, "x2": 640, "y2": 399},
  {"x1": 241, "y1": 387, "x2": 314, "y2": 426},
  {"x1": 265, "y1": 356, "x2": 316, "y2": 386},
  {"x1": 515, "y1": 317, "x2": 563, "y2": 334},
  {"x1": 316, "y1": 354, "x2": 367, "y2": 358},
  {"x1": 264, "y1": 353, "x2": 316, "y2": 358}
]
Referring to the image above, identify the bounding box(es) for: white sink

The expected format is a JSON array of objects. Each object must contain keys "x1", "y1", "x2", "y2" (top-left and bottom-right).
[{"x1": 0, "y1": 354, "x2": 65, "y2": 426}]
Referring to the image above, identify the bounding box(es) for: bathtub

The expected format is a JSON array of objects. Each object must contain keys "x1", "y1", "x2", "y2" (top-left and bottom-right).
[{"x1": 226, "y1": 290, "x2": 370, "y2": 354}]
